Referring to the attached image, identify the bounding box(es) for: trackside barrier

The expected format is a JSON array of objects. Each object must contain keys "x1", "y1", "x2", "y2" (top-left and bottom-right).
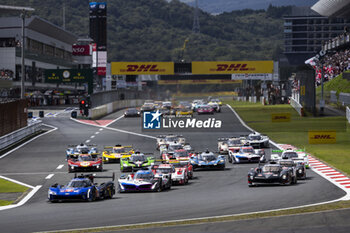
[
  {"x1": 0, "y1": 122, "x2": 42, "y2": 151},
  {"x1": 347, "y1": 106, "x2": 350, "y2": 123},
  {"x1": 290, "y1": 97, "x2": 304, "y2": 116},
  {"x1": 90, "y1": 99, "x2": 144, "y2": 119}
]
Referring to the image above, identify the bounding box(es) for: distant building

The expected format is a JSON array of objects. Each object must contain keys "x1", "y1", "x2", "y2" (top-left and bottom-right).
[
  {"x1": 283, "y1": 7, "x2": 350, "y2": 65},
  {"x1": 0, "y1": 16, "x2": 85, "y2": 101}
]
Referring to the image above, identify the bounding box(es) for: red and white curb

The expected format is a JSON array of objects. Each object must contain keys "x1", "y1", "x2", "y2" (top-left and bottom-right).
[{"x1": 279, "y1": 144, "x2": 350, "y2": 200}]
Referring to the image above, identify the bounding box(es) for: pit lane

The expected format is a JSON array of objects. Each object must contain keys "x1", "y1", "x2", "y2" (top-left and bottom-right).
[{"x1": 0, "y1": 106, "x2": 346, "y2": 233}]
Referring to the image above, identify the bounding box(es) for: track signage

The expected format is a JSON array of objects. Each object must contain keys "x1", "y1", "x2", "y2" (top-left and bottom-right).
[
  {"x1": 112, "y1": 62, "x2": 174, "y2": 75},
  {"x1": 271, "y1": 113, "x2": 291, "y2": 122},
  {"x1": 308, "y1": 131, "x2": 336, "y2": 144},
  {"x1": 192, "y1": 61, "x2": 273, "y2": 74}
]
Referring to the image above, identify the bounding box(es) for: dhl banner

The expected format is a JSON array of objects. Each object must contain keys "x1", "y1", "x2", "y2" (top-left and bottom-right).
[
  {"x1": 308, "y1": 131, "x2": 336, "y2": 144},
  {"x1": 271, "y1": 113, "x2": 291, "y2": 122},
  {"x1": 192, "y1": 61, "x2": 274, "y2": 74},
  {"x1": 111, "y1": 62, "x2": 174, "y2": 75},
  {"x1": 158, "y1": 80, "x2": 242, "y2": 85}
]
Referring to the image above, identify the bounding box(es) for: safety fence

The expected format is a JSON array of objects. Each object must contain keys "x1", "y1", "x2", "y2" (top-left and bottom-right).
[
  {"x1": 290, "y1": 97, "x2": 304, "y2": 116},
  {"x1": 0, "y1": 121, "x2": 42, "y2": 151}
]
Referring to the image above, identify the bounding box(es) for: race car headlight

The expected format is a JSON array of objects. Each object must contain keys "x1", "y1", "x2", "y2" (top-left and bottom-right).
[
  {"x1": 250, "y1": 175, "x2": 254, "y2": 180},
  {"x1": 96, "y1": 165, "x2": 100, "y2": 169},
  {"x1": 219, "y1": 159, "x2": 224, "y2": 163},
  {"x1": 298, "y1": 169, "x2": 303, "y2": 173},
  {"x1": 282, "y1": 174, "x2": 287, "y2": 179},
  {"x1": 106, "y1": 158, "x2": 109, "y2": 161},
  {"x1": 48, "y1": 190, "x2": 57, "y2": 195}
]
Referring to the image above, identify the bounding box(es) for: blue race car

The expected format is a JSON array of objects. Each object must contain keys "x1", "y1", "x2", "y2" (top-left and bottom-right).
[
  {"x1": 66, "y1": 143, "x2": 99, "y2": 160},
  {"x1": 48, "y1": 174, "x2": 115, "y2": 202},
  {"x1": 190, "y1": 150, "x2": 225, "y2": 170}
]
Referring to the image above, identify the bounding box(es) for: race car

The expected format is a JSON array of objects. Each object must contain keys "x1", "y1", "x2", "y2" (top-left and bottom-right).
[
  {"x1": 171, "y1": 160, "x2": 194, "y2": 180},
  {"x1": 209, "y1": 98, "x2": 222, "y2": 106},
  {"x1": 124, "y1": 108, "x2": 141, "y2": 117},
  {"x1": 190, "y1": 150, "x2": 225, "y2": 170},
  {"x1": 176, "y1": 108, "x2": 193, "y2": 117},
  {"x1": 118, "y1": 169, "x2": 171, "y2": 192},
  {"x1": 228, "y1": 146, "x2": 265, "y2": 164},
  {"x1": 217, "y1": 137, "x2": 248, "y2": 154},
  {"x1": 120, "y1": 152, "x2": 155, "y2": 172},
  {"x1": 191, "y1": 99, "x2": 204, "y2": 111},
  {"x1": 151, "y1": 164, "x2": 174, "y2": 188},
  {"x1": 102, "y1": 145, "x2": 134, "y2": 163},
  {"x1": 271, "y1": 148, "x2": 309, "y2": 168},
  {"x1": 48, "y1": 173, "x2": 115, "y2": 202},
  {"x1": 140, "y1": 103, "x2": 155, "y2": 113},
  {"x1": 156, "y1": 134, "x2": 186, "y2": 150},
  {"x1": 67, "y1": 154, "x2": 103, "y2": 173},
  {"x1": 278, "y1": 159, "x2": 306, "y2": 180},
  {"x1": 66, "y1": 143, "x2": 98, "y2": 160},
  {"x1": 248, "y1": 163, "x2": 297, "y2": 187},
  {"x1": 245, "y1": 132, "x2": 269, "y2": 148},
  {"x1": 208, "y1": 102, "x2": 220, "y2": 112},
  {"x1": 197, "y1": 105, "x2": 215, "y2": 115},
  {"x1": 161, "y1": 149, "x2": 193, "y2": 163}
]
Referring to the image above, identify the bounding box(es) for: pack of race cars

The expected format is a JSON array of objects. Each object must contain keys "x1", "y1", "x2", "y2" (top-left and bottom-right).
[{"x1": 50, "y1": 98, "x2": 310, "y2": 202}]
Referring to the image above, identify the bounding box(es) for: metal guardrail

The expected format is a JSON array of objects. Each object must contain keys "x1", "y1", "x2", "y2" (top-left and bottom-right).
[
  {"x1": 0, "y1": 121, "x2": 42, "y2": 151},
  {"x1": 290, "y1": 97, "x2": 304, "y2": 116},
  {"x1": 347, "y1": 106, "x2": 350, "y2": 124}
]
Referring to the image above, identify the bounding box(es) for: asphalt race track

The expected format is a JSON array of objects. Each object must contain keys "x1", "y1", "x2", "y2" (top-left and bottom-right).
[{"x1": 0, "y1": 106, "x2": 346, "y2": 233}]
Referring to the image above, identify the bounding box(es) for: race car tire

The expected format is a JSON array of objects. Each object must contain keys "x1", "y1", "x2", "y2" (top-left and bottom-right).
[
  {"x1": 157, "y1": 180, "x2": 163, "y2": 192},
  {"x1": 233, "y1": 157, "x2": 238, "y2": 164},
  {"x1": 68, "y1": 167, "x2": 73, "y2": 173},
  {"x1": 184, "y1": 177, "x2": 188, "y2": 185},
  {"x1": 106, "y1": 187, "x2": 113, "y2": 199},
  {"x1": 87, "y1": 188, "x2": 96, "y2": 202},
  {"x1": 228, "y1": 156, "x2": 232, "y2": 163},
  {"x1": 293, "y1": 176, "x2": 297, "y2": 184},
  {"x1": 283, "y1": 175, "x2": 292, "y2": 186}
]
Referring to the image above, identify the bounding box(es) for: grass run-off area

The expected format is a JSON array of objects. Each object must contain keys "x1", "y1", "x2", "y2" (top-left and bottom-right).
[
  {"x1": 225, "y1": 100, "x2": 350, "y2": 176},
  {"x1": 0, "y1": 178, "x2": 28, "y2": 206}
]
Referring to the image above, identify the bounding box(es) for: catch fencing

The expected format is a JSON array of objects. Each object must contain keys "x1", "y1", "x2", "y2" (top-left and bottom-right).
[{"x1": 0, "y1": 121, "x2": 42, "y2": 151}]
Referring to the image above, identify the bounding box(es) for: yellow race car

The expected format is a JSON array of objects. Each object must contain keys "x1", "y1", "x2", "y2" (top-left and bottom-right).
[
  {"x1": 176, "y1": 108, "x2": 193, "y2": 117},
  {"x1": 102, "y1": 145, "x2": 134, "y2": 163},
  {"x1": 209, "y1": 99, "x2": 222, "y2": 106}
]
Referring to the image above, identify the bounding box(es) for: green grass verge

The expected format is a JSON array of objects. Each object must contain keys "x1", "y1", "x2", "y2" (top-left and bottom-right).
[
  {"x1": 224, "y1": 100, "x2": 350, "y2": 176},
  {"x1": 0, "y1": 200, "x2": 13, "y2": 206},
  {"x1": 0, "y1": 178, "x2": 28, "y2": 193}
]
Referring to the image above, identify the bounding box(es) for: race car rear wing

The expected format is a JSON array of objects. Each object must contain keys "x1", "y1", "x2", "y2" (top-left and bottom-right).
[{"x1": 74, "y1": 173, "x2": 115, "y2": 182}]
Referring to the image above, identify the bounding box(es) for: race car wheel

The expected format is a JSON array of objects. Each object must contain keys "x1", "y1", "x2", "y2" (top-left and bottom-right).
[
  {"x1": 68, "y1": 167, "x2": 73, "y2": 173},
  {"x1": 184, "y1": 177, "x2": 188, "y2": 185},
  {"x1": 233, "y1": 157, "x2": 238, "y2": 164},
  {"x1": 283, "y1": 175, "x2": 292, "y2": 186},
  {"x1": 293, "y1": 176, "x2": 297, "y2": 184},
  {"x1": 228, "y1": 156, "x2": 232, "y2": 163},
  {"x1": 106, "y1": 187, "x2": 113, "y2": 199},
  {"x1": 157, "y1": 182, "x2": 162, "y2": 192},
  {"x1": 87, "y1": 188, "x2": 96, "y2": 202}
]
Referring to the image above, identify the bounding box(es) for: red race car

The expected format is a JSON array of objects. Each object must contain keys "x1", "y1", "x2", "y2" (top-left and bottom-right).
[
  {"x1": 67, "y1": 154, "x2": 103, "y2": 173},
  {"x1": 162, "y1": 149, "x2": 194, "y2": 163}
]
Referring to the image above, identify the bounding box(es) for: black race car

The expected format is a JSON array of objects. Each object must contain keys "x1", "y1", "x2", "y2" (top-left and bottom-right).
[
  {"x1": 248, "y1": 163, "x2": 297, "y2": 187},
  {"x1": 279, "y1": 160, "x2": 306, "y2": 180},
  {"x1": 124, "y1": 108, "x2": 141, "y2": 117}
]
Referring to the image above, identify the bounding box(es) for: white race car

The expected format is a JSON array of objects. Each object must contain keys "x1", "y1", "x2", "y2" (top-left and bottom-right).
[
  {"x1": 246, "y1": 132, "x2": 269, "y2": 148},
  {"x1": 218, "y1": 137, "x2": 248, "y2": 154},
  {"x1": 271, "y1": 148, "x2": 309, "y2": 168},
  {"x1": 228, "y1": 146, "x2": 265, "y2": 164},
  {"x1": 156, "y1": 134, "x2": 185, "y2": 150}
]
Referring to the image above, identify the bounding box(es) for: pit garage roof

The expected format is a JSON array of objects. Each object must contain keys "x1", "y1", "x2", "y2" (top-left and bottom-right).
[
  {"x1": 0, "y1": 16, "x2": 77, "y2": 45},
  {"x1": 311, "y1": 0, "x2": 350, "y2": 18}
]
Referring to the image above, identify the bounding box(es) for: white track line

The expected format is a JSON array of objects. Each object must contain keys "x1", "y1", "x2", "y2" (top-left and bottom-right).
[
  {"x1": 56, "y1": 164, "x2": 64, "y2": 170},
  {"x1": 71, "y1": 117, "x2": 157, "y2": 140},
  {"x1": 45, "y1": 174, "x2": 54, "y2": 179},
  {"x1": 0, "y1": 175, "x2": 34, "y2": 189},
  {"x1": 0, "y1": 185, "x2": 42, "y2": 211},
  {"x1": 0, "y1": 123, "x2": 57, "y2": 211},
  {"x1": 85, "y1": 139, "x2": 90, "y2": 143},
  {"x1": 95, "y1": 132, "x2": 100, "y2": 135},
  {"x1": 90, "y1": 135, "x2": 95, "y2": 139},
  {"x1": 0, "y1": 124, "x2": 58, "y2": 160}
]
